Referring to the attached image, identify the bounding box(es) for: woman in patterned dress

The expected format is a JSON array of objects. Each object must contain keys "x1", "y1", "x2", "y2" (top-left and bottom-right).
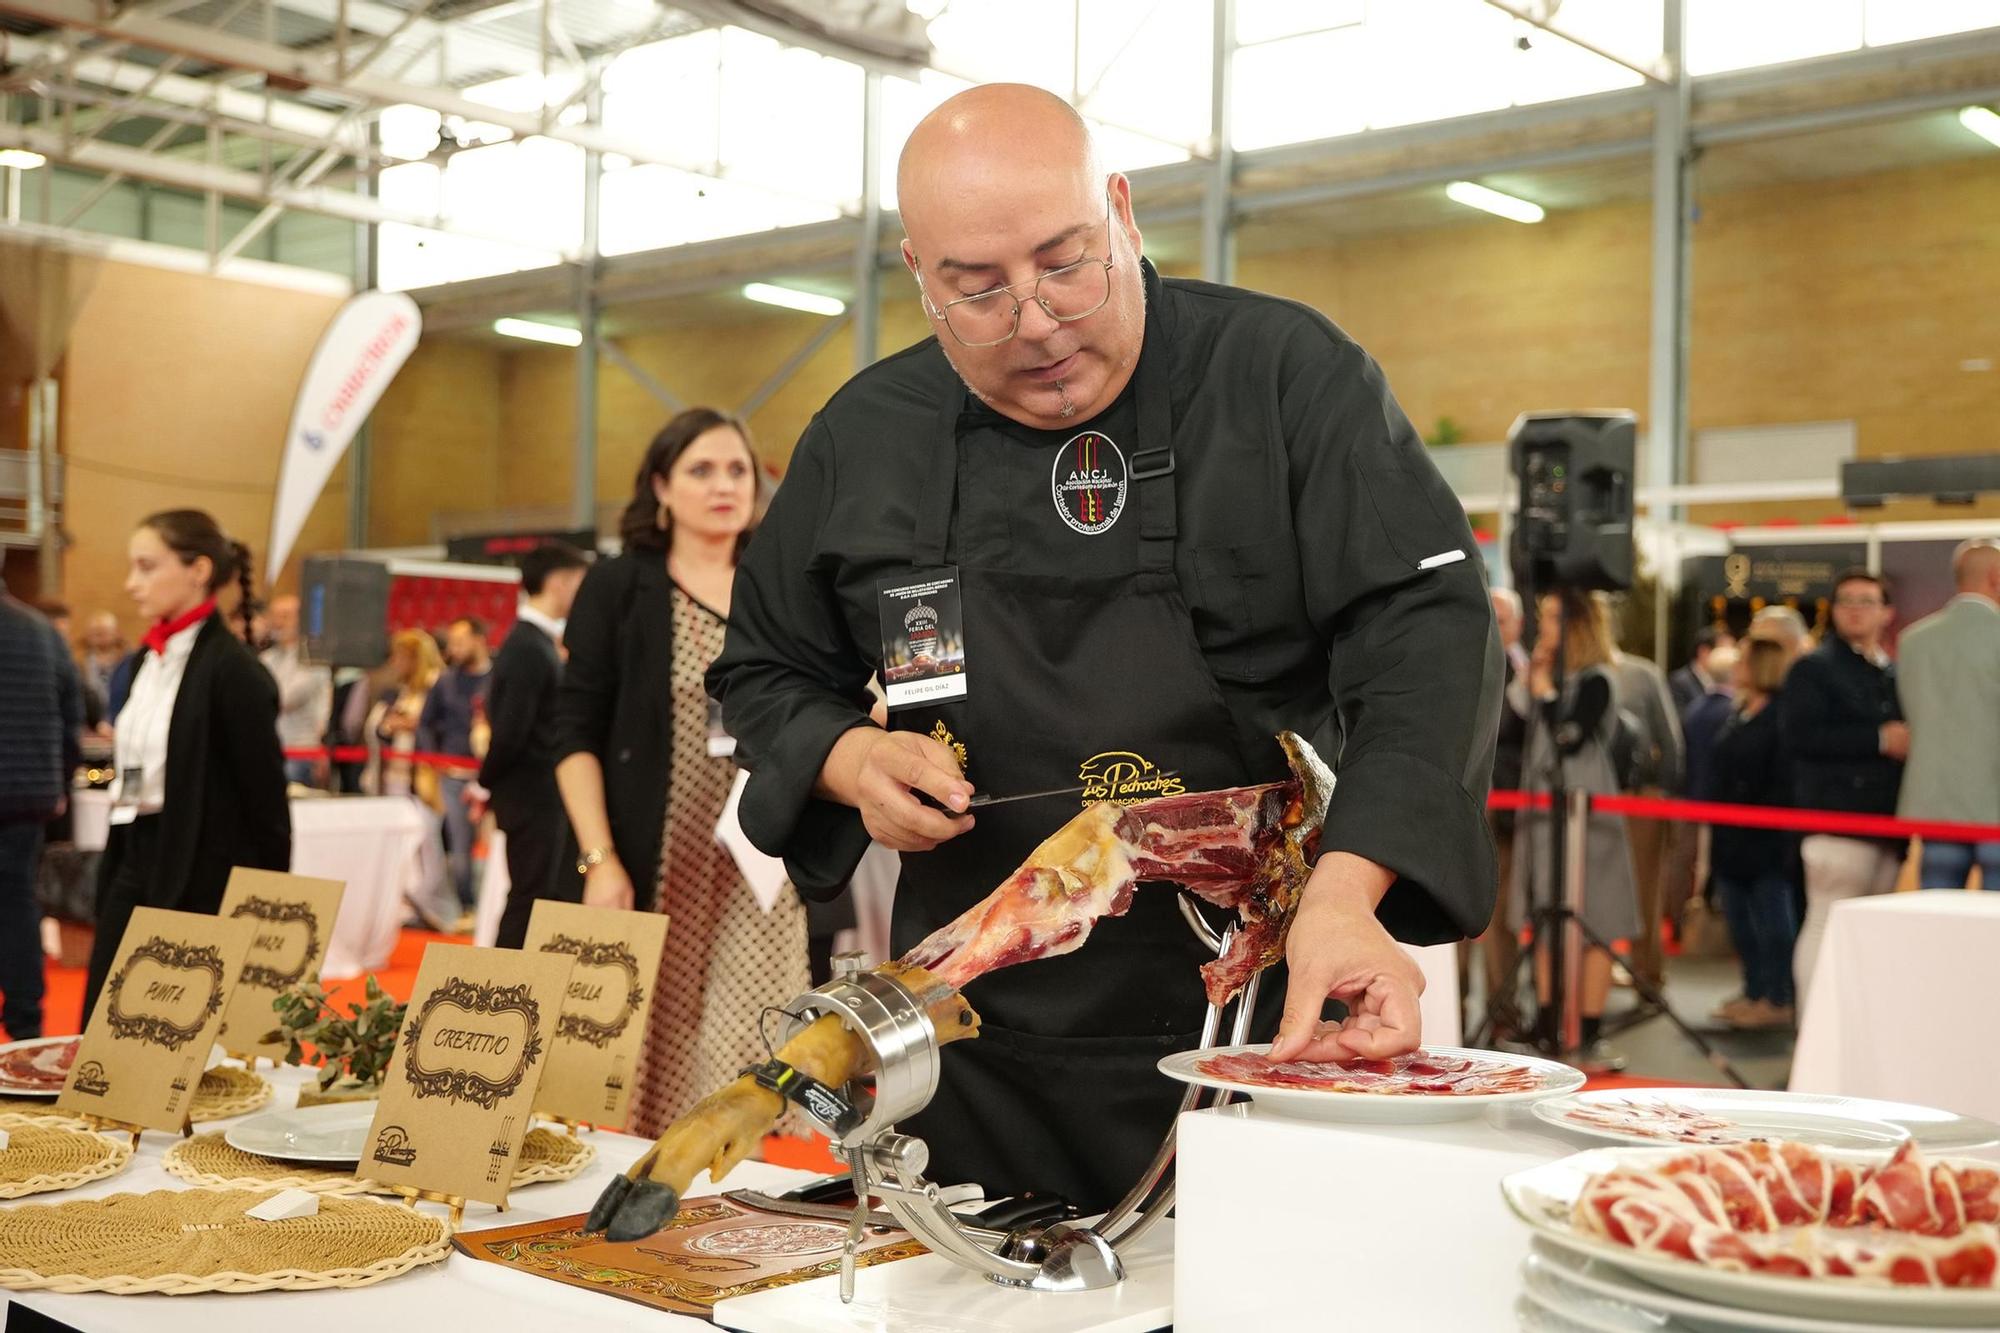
[{"x1": 554, "y1": 408, "x2": 809, "y2": 1139}]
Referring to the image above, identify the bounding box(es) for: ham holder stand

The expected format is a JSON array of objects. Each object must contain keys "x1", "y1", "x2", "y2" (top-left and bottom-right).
[
  {"x1": 765, "y1": 757, "x2": 1336, "y2": 1300},
  {"x1": 774, "y1": 912, "x2": 1262, "y2": 1299}
]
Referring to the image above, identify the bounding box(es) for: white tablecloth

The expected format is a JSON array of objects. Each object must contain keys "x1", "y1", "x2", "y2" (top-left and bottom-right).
[
  {"x1": 300, "y1": 796, "x2": 435, "y2": 979},
  {"x1": 66, "y1": 792, "x2": 434, "y2": 980},
  {"x1": 1, "y1": 1065, "x2": 1173, "y2": 1332},
  {"x1": 1790, "y1": 890, "x2": 2000, "y2": 1120}
]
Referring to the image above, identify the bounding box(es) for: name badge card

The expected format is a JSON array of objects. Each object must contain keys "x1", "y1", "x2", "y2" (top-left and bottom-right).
[
  {"x1": 521, "y1": 899, "x2": 670, "y2": 1128},
  {"x1": 362, "y1": 942, "x2": 575, "y2": 1208},
  {"x1": 214, "y1": 868, "x2": 347, "y2": 1060},
  {"x1": 877, "y1": 567, "x2": 968, "y2": 711},
  {"x1": 58, "y1": 906, "x2": 256, "y2": 1131}
]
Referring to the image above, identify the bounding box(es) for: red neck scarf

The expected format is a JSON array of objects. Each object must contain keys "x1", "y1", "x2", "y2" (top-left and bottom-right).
[{"x1": 144, "y1": 599, "x2": 216, "y2": 656}]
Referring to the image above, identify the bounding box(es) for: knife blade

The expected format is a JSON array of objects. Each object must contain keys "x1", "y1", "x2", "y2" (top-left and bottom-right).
[{"x1": 967, "y1": 784, "x2": 1089, "y2": 808}]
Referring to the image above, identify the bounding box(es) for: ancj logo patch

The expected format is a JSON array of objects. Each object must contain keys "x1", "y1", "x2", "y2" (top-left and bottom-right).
[{"x1": 1051, "y1": 430, "x2": 1127, "y2": 536}]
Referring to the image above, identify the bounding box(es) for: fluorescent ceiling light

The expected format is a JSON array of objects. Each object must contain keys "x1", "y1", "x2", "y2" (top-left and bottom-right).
[
  {"x1": 0, "y1": 149, "x2": 47, "y2": 170},
  {"x1": 1960, "y1": 106, "x2": 2000, "y2": 149},
  {"x1": 493, "y1": 317, "x2": 582, "y2": 347},
  {"x1": 1445, "y1": 180, "x2": 1545, "y2": 224},
  {"x1": 743, "y1": 282, "x2": 846, "y2": 317}
]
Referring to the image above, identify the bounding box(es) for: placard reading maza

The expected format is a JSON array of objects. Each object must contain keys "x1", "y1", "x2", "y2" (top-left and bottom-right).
[
  {"x1": 522, "y1": 899, "x2": 669, "y2": 1128},
  {"x1": 215, "y1": 868, "x2": 346, "y2": 1060},
  {"x1": 58, "y1": 906, "x2": 255, "y2": 1132},
  {"x1": 362, "y1": 943, "x2": 574, "y2": 1208}
]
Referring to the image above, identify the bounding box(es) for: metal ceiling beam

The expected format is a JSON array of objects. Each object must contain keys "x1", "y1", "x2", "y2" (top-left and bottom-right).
[
  {"x1": 0, "y1": 0, "x2": 720, "y2": 173},
  {"x1": 274, "y1": 0, "x2": 546, "y2": 78},
  {"x1": 1, "y1": 30, "x2": 350, "y2": 139},
  {"x1": 0, "y1": 118, "x2": 570, "y2": 252}
]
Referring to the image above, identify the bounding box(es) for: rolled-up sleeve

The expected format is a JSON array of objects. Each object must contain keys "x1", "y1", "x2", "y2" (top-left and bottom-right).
[
  {"x1": 708, "y1": 418, "x2": 879, "y2": 895},
  {"x1": 1283, "y1": 322, "x2": 1501, "y2": 944}
]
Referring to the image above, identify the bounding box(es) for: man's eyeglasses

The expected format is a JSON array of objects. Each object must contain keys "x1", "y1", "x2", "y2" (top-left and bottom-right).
[
  {"x1": 1834, "y1": 596, "x2": 1885, "y2": 609},
  {"x1": 918, "y1": 189, "x2": 1116, "y2": 348}
]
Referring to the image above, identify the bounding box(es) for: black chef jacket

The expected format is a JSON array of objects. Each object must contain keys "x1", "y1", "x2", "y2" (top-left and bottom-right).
[{"x1": 710, "y1": 259, "x2": 1501, "y2": 946}]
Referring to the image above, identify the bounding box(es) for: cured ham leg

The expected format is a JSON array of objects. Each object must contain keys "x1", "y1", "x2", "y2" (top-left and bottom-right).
[
  {"x1": 588, "y1": 962, "x2": 979, "y2": 1241},
  {"x1": 1124, "y1": 731, "x2": 1335, "y2": 1007},
  {"x1": 589, "y1": 732, "x2": 1333, "y2": 1242}
]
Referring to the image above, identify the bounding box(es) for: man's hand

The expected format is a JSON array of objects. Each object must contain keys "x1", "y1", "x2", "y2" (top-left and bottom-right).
[
  {"x1": 1878, "y1": 721, "x2": 1910, "y2": 761},
  {"x1": 819, "y1": 726, "x2": 975, "y2": 853},
  {"x1": 1268, "y1": 852, "x2": 1425, "y2": 1063}
]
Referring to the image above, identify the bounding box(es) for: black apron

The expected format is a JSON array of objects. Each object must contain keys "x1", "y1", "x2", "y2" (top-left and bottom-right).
[{"x1": 892, "y1": 311, "x2": 1288, "y2": 1210}]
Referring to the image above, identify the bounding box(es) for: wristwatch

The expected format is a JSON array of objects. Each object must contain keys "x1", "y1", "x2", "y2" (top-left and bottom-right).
[{"x1": 576, "y1": 846, "x2": 615, "y2": 876}]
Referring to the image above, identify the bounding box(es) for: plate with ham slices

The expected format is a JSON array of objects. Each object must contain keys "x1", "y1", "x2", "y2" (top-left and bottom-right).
[
  {"x1": 1503, "y1": 1140, "x2": 2000, "y2": 1325},
  {"x1": 1534, "y1": 1089, "x2": 1913, "y2": 1152},
  {"x1": 1157, "y1": 1043, "x2": 1584, "y2": 1123},
  {"x1": 0, "y1": 1036, "x2": 79, "y2": 1097}
]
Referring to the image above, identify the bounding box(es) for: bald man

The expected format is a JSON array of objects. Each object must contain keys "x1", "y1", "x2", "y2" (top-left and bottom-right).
[
  {"x1": 1896, "y1": 540, "x2": 2000, "y2": 890},
  {"x1": 709, "y1": 86, "x2": 1500, "y2": 1208}
]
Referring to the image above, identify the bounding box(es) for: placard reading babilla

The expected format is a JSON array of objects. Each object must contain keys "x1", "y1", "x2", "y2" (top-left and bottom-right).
[
  {"x1": 214, "y1": 868, "x2": 346, "y2": 1060},
  {"x1": 361, "y1": 943, "x2": 575, "y2": 1208},
  {"x1": 57, "y1": 906, "x2": 256, "y2": 1132},
  {"x1": 521, "y1": 899, "x2": 670, "y2": 1128}
]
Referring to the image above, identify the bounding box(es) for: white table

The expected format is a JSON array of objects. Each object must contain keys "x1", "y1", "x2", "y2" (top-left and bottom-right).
[
  {"x1": 293, "y1": 797, "x2": 436, "y2": 979},
  {"x1": 68, "y1": 791, "x2": 435, "y2": 980},
  {"x1": 1, "y1": 1067, "x2": 1172, "y2": 1332},
  {"x1": 1791, "y1": 890, "x2": 2000, "y2": 1121}
]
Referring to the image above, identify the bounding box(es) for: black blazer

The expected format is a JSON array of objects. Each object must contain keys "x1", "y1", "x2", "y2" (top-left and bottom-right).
[
  {"x1": 480, "y1": 618, "x2": 563, "y2": 827},
  {"x1": 99, "y1": 613, "x2": 292, "y2": 913},
  {"x1": 1779, "y1": 635, "x2": 1903, "y2": 819},
  {"x1": 554, "y1": 551, "x2": 676, "y2": 901}
]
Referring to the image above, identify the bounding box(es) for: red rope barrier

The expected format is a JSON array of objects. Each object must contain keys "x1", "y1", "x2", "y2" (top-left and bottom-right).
[
  {"x1": 283, "y1": 746, "x2": 480, "y2": 776},
  {"x1": 1491, "y1": 788, "x2": 2000, "y2": 844}
]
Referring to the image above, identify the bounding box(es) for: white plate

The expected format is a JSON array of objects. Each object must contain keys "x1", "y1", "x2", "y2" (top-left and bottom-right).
[
  {"x1": 1156, "y1": 1043, "x2": 1585, "y2": 1123},
  {"x1": 1519, "y1": 1265, "x2": 1683, "y2": 1331},
  {"x1": 1534, "y1": 1089, "x2": 1912, "y2": 1152},
  {"x1": 1525, "y1": 1239, "x2": 1961, "y2": 1333},
  {"x1": 1502, "y1": 1146, "x2": 2000, "y2": 1327},
  {"x1": 0, "y1": 1035, "x2": 78, "y2": 1097},
  {"x1": 224, "y1": 1102, "x2": 376, "y2": 1164}
]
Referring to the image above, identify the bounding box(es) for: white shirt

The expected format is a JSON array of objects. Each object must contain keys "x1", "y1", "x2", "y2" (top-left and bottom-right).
[
  {"x1": 111, "y1": 614, "x2": 206, "y2": 818},
  {"x1": 514, "y1": 604, "x2": 565, "y2": 646},
  {"x1": 260, "y1": 641, "x2": 333, "y2": 749}
]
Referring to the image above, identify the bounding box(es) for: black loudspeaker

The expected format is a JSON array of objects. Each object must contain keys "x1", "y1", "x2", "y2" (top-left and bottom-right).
[
  {"x1": 301, "y1": 556, "x2": 391, "y2": 669},
  {"x1": 1509, "y1": 411, "x2": 1636, "y2": 593}
]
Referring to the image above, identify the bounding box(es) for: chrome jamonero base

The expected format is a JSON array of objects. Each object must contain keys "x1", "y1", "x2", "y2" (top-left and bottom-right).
[{"x1": 778, "y1": 935, "x2": 1261, "y2": 1298}]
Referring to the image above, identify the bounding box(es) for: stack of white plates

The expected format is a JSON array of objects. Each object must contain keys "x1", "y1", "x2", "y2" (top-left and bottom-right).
[{"x1": 1503, "y1": 1142, "x2": 2000, "y2": 1331}]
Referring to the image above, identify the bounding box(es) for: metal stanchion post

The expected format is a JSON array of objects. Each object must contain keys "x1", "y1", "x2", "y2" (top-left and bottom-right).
[{"x1": 1561, "y1": 785, "x2": 1589, "y2": 1056}]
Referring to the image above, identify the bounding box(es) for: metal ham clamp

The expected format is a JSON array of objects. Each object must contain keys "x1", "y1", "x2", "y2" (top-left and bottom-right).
[{"x1": 769, "y1": 734, "x2": 1334, "y2": 1299}]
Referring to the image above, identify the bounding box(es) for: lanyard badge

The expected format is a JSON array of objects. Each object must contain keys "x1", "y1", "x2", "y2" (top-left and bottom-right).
[{"x1": 877, "y1": 567, "x2": 968, "y2": 713}]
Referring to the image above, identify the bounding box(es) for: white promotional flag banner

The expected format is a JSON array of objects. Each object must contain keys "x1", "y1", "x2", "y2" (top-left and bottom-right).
[{"x1": 267, "y1": 290, "x2": 421, "y2": 583}]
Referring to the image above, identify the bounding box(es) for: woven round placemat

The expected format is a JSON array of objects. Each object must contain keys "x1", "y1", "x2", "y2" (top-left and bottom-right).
[
  {"x1": 0, "y1": 1188, "x2": 452, "y2": 1294},
  {"x1": 163, "y1": 1127, "x2": 596, "y2": 1194},
  {"x1": 0, "y1": 1114, "x2": 134, "y2": 1200},
  {"x1": 0, "y1": 1098, "x2": 81, "y2": 1121},
  {"x1": 188, "y1": 1067, "x2": 273, "y2": 1123}
]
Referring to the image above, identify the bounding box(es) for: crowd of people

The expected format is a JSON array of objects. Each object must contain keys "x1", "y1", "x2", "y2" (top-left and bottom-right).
[
  {"x1": 1480, "y1": 541, "x2": 2000, "y2": 1068},
  {"x1": 0, "y1": 406, "x2": 860, "y2": 1141}
]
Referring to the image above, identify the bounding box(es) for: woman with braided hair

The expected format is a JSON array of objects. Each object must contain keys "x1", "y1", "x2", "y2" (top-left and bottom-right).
[{"x1": 81, "y1": 509, "x2": 292, "y2": 1025}]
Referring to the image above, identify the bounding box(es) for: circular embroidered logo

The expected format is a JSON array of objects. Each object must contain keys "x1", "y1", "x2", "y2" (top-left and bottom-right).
[
  {"x1": 691, "y1": 1223, "x2": 848, "y2": 1258},
  {"x1": 1051, "y1": 430, "x2": 1127, "y2": 536}
]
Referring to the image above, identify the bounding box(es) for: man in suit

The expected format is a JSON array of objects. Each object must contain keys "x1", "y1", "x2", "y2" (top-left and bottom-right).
[
  {"x1": 0, "y1": 591, "x2": 82, "y2": 1039},
  {"x1": 1897, "y1": 540, "x2": 2000, "y2": 890},
  {"x1": 1670, "y1": 625, "x2": 1734, "y2": 716},
  {"x1": 485, "y1": 543, "x2": 592, "y2": 948}
]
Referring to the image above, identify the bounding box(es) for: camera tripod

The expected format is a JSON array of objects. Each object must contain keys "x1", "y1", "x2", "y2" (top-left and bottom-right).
[{"x1": 1469, "y1": 586, "x2": 1747, "y2": 1089}]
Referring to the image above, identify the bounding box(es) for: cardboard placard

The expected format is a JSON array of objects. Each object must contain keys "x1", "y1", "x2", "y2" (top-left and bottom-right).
[
  {"x1": 361, "y1": 943, "x2": 574, "y2": 1207},
  {"x1": 57, "y1": 906, "x2": 256, "y2": 1131},
  {"x1": 214, "y1": 868, "x2": 347, "y2": 1059},
  {"x1": 521, "y1": 899, "x2": 670, "y2": 1128}
]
